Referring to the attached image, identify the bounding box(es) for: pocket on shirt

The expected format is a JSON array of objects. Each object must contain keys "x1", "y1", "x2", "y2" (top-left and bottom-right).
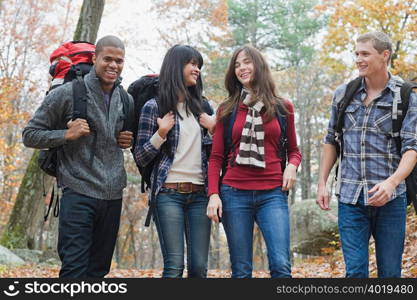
[
  {"x1": 374, "y1": 102, "x2": 393, "y2": 136},
  {"x1": 343, "y1": 103, "x2": 360, "y2": 132}
]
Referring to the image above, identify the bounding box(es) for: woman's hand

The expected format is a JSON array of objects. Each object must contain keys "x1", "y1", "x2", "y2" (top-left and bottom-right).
[
  {"x1": 207, "y1": 194, "x2": 222, "y2": 223},
  {"x1": 199, "y1": 113, "x2": 216, "y2": 135},
  {"x1": 157, "y1": 112, "x2": 175, "y2": 138},
  {"x1": 282, "y1": 163, "x2": 297, "y2": 191}
]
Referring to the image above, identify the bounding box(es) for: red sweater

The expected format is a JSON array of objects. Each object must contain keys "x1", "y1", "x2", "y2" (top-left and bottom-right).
[{"x1": 208, "y1": 100, "x2": 302, "y2": 196}]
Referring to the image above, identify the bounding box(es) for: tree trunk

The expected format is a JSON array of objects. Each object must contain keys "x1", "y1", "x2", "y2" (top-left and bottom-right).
[
  {"x1": 74, "y1": 0, "x2": 105, "y2": 42},
  {"x1": 3, "y1": 0, "x2": 105, "y2": 249},
  {"x1": 1, "y1": 151, "x2": 54, "y2": 248}
]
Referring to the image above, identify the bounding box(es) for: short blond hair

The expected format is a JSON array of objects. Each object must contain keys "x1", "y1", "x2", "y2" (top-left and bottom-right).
[{"x1": 357, "y1": 31, "x2": 392, "y2": 64}]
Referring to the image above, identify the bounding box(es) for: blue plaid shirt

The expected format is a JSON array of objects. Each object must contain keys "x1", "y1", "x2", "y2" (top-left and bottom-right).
[
  {"x1": 324, "y1": 75, "x2": 417, "y2": 205},
  {"x1": 134, "y1": 98, "x2": 212, "y2": 203}
]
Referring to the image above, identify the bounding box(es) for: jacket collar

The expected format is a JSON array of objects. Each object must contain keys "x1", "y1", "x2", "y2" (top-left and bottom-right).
[{"x1": 358, "y1": 72, "x2": 401, "y2": 95}]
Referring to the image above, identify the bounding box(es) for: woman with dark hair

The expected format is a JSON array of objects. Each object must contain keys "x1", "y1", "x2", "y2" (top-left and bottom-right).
[
  {"x1": 134, "y1": 45, "x2": 215, "y2": 278},
  {"x1": 207, "y1": 45, "x2": 302, "y2": 278}
]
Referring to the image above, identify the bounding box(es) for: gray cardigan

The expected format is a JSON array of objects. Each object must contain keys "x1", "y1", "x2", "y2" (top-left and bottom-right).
[{"x1": 22, "y1": 68, "x2": 133, "y2": 200}]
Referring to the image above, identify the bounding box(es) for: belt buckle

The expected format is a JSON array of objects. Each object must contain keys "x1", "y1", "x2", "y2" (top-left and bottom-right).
[{"x1": 178, "y1": 182, "x2": 192, "y2": 193}]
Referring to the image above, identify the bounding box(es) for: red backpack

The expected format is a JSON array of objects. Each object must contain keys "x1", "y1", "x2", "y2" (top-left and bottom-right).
[{"x1": 49, "y1": 41, "x2": 95, "y2": 88}]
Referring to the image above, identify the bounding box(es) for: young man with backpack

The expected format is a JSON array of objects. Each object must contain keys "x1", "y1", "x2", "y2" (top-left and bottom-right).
[
  {"x1": 316, "y1": 31, "x2": 417, "y2": 278},
  {"x1": 22, "y1": 35, "x2": 133, "y2": 278}
]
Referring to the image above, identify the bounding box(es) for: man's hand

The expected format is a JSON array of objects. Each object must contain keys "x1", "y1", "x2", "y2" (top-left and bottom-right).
[
  {"x1": 199, "y1": 113, "x2": 216, "y2": 135},
  {"x1": 157, "y1": 112, "x2": 175, "y2": 138},
  {"x1": 316, "y1": 182, "x2": 331, "y2": 210},
  {"x1": 118, "y1": 131, "x2": 133, "y2": 149},
  {"x1": 368, "y1": 178, "x2": 396, "y2": 207},
  {"x1": 207, "y1": 194, "x2": 222, "y2": 223},
  {"x1": 282, "y1": 163, "x2": 297, "y2": 191},
  {"x1": 65, "y1": 119, "x2": 90, "y2": 141}
]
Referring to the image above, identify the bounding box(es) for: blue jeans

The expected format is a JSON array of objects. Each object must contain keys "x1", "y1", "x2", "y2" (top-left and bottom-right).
[
  {"x1": 153, "y1": 188, "x2": 211, "y2": 278},
  {"x1": 58, "y1": 188, "x2": 122, "y2": 278},
  {"x1": 338, "y1": 192, "x2": 407, "y2": 278},
  {"x1": 220, "y1": 184, "x2": 291, "y2": 278}
]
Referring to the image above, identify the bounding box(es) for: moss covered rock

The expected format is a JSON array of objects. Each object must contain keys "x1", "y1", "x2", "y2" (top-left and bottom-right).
[{"x1": 290, "y1": 198, "x2": 338, "y2": 255}]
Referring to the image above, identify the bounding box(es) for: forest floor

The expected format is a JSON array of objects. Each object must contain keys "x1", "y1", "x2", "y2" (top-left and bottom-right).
[{"x1": 1, "y1": 212, "x2": 416, "y2": 278}]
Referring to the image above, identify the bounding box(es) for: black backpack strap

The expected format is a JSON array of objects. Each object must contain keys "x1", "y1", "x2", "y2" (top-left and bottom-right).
[
  {"x1": 221, "y1": 105, "x2": 238, "y2": 181},
  {"x1": 392, "y1": 82, "x2": 406, "y2": 152},
  {"x1": 44, "y1": 183, "x2": 55, "y2": 221},
  {"x1": 144, "y1": 154, "x2": 162, "y2": 227},
  {"x1": 43, "y1": 181, "x2": 60, "y2": 221},
  {"x1": 71, "y1": 69, "x2": 88, "y2": 121},
  {"x1": 199, "y1": 98, "x2": 214, "y2": 137},
  {"x1": 119, "y1": 85, "x2": 133, "y2": 132},
  {"x1": 335, "y1": 77, "x2": 363, "y2": 135},
  {"x1": 202, "y1": 98, "x2": 214, "y2": 115},
  {"x1": 71, "y1": 70, "x2": 96, "y2": 166},
  {"x1": 392, "y1": 80, "x2": 417, "y2": 153},
  {"x1": 276, "y1": 104, "x2": 288, "y2": 173}
]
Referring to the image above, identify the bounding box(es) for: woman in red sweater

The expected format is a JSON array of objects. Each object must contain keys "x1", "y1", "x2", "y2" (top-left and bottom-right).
[{"x1": 207, "y1": 45, "x2": 302, "y2": 278}]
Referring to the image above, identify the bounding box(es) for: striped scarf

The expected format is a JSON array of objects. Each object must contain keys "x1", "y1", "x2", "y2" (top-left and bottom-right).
[{"x1": 235, "y1": 89, "x2": 265, "y2": 168}]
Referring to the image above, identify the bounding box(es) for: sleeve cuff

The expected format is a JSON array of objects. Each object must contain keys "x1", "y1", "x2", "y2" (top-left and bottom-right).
[
  {"x1": 288, "y1": 159, "x2": 301, "y2": 169},
  {"x1": 51, "y1": 129, "x2": 68, "y2": 147},
  {"x1": 208, "y1": 191, "x2": 219, "y2": 197},
  {"x1": 150, "y1": 131, "x2": 166, "y2": 149},
  {"x1": 401, "y1": 145, "x2": 417, "y2": 155}
]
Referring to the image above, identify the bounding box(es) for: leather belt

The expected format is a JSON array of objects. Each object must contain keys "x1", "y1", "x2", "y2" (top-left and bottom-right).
[{"x1": 163, "y1": 182, "x2": 205, "y2": 193}]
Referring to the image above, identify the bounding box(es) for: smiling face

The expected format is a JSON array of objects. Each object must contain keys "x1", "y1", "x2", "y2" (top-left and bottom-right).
[
  {"x1": 234, "y1": 50, "x2": 254, "y2": 89},
  {"x1": 355, "y1": 40, "x2": 389, "y2": 78},
  {"x1": 93, "y1": 46, "x2": 125, "y2": 93},
  {"x1": 183, "y1": 59, "x2": 200, "y2": 87}
]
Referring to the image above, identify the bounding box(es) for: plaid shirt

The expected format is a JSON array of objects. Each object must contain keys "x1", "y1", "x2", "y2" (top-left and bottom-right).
[
  {"x1": 324, "y1": 75, "x2": 417, "y2": 205},
  {"x1": 134, "y1": 98, "x2": 212, "y2": 203}
]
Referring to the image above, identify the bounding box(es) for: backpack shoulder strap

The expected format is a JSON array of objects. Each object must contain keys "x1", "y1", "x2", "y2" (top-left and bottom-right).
[
  {"x1": 393, "y1": 80, "x2": 417, "y2": 151},
  {"x1": 118, "y1": 85, "x2": 132, "y2": 132},
  {"x1": 71, "y1": 70, "x2": 96, "y2": 166},
  {"x1": 276, "y1": 103, "x2": 287, "y2": 136},
  {"x1": 71, "y1": 70, "x2": 88, "y2": 120},
  {"x1": 276, "y1": 104, "x2": 288, "y2": 172},
  {"x1": 220, "y1": 105, "x2": 238, "y2": 179},
  {"x1": 223, "y1": 105, "x2": 238, "y2": 157},
  {"x1": 202, "y1": 98, "x2": 214, "y2": 115},
  {"x1": 398, "y1": 80, "x2": 417, "y2": 121},
  {"x1": 400, "y1": 81, "x2": 417, "y2": 107},
  {"x1": 335, "y1": 77, "x2": 362, "y2": 135}
]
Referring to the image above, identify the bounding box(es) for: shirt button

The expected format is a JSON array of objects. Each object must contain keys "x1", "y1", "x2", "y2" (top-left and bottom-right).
[{"x1": 361, "y1": 142, "x2": 365, "y2": 146}]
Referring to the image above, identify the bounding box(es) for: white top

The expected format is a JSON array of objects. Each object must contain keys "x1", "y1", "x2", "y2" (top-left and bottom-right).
[{"x1": 150, "y1": 101, "x2": 204, "y2": 184}]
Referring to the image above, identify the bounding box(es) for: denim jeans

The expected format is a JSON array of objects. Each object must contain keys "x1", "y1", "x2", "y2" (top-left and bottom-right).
[
  {"x1": 220, "y1": 184, "x2": 291, "y2": 278},
  {"x1": 153, "y1": 188, "x2": 211, "y2": 278},
  {"x1": 58, "y1": 188, "x2": 122, "y2": 278},
  {"x1": 338, "y1": 191, "x2": 407, "y2": 278}
]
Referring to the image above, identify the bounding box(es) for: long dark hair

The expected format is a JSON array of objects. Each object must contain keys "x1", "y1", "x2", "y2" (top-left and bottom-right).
[
  {"x1": 159, "y1": 45, "x2": 204, "y2": 118},
  {"x1": 219, "y1": 45, "x2": 287, "y2": 122}
]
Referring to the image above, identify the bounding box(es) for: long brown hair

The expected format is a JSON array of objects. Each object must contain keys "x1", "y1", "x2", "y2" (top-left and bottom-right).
[{"x1": 218, "y1": 45, "x2": 287, "y2": 122}]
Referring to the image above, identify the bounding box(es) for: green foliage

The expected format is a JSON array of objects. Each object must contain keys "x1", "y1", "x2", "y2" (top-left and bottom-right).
[
  {"x1": 228, "y1": 0, "x2": 327, "y2": 67},
  {"x1": 1, "y1": 226, "x2": 25, "y2": 249}
]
